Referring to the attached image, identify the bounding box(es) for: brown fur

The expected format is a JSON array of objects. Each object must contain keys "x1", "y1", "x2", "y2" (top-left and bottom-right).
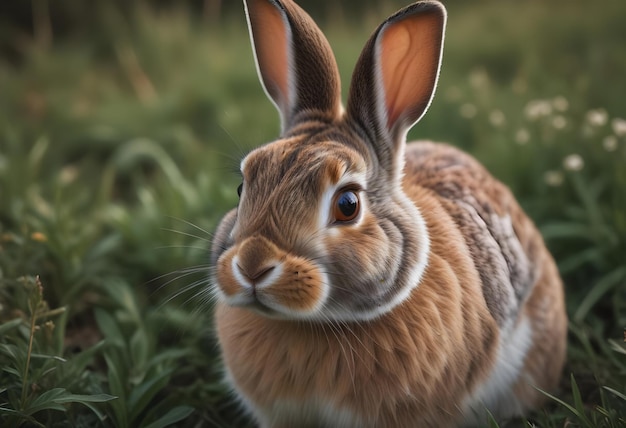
[{"x1": 216, "y1": 183, "x2": 499, "y2": 426}]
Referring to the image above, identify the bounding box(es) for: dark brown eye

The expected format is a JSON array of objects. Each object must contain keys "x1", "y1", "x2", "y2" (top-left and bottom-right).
[
  {"x1": 333, "y1": 190, "x2": 360, "y2": 223},
  {"x1": 237, "y1": 183, "x2": 243, "y2": 197}
]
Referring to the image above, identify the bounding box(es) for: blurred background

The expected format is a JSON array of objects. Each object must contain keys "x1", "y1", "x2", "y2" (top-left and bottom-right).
[{"x1": 1, "y1": 0, "x2": 625, "y2": 426}]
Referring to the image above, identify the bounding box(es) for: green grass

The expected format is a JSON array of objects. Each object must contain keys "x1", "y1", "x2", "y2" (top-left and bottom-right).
[{"x1": 1, "y1": 0, "x2": 625, "y2": 426}]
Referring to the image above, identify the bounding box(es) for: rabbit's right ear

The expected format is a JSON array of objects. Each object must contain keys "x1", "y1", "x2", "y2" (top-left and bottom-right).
[{"x1": 244, "y1": 0, "x2": 342, "y2": 134}]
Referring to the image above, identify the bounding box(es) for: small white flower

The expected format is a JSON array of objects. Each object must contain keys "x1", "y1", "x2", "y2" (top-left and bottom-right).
[
  {"x1": 603, "y1": 135, "x2": 618, "y2": 152},
  {"x1": 563, "y1": 154, "x2": 584, "y2": 171},
  {"x1": 469, "y1": 68, "x2": 489, "y2": 89},
  {"x1": 460, "y1": 103, "x2": 477, "y2": 119},
  {"x1": 524, "y1": 100, "x2": 552, "y2": 121},
  {"x1": 59, "y1": 166, "x2": 78, "y2": 185},
  {"x1": 515, "y1": 128, "x2": 530, "y2": 145},
  {"x1": 585, "y1": 109, "x2": 608, "y2": 127},
  {"x1": 611, "y1": 118, "x2": 626, "y2": 137},
  {"x1": 552, "y1": 115, "x2": 567, "y2": 130},
  {"x1": 552, "y1": 96, "x2": 569, "y2": 112},
  {"x1": 489, "y1": 110, "x2": 506, "y2": 127},
  {"x1": 544, "y1": 170, "x2": 564, "y2": 187}
]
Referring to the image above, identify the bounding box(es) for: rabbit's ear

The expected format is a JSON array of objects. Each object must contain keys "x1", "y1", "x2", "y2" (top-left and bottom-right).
[
  {"x1": 346, "y1": 2, "x2": 446, "y2": 176},
  {"x1": 244, "y1": 0, "x2": 342, "y2": 133}
]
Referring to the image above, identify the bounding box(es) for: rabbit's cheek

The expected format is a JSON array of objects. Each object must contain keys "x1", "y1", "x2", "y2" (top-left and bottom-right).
[
  {"x1": 215, "y1": 248, "x2": 246, "y2": 300},
  {"x1": 259, "y1": 257, "x2": 329, "y2": 314}
]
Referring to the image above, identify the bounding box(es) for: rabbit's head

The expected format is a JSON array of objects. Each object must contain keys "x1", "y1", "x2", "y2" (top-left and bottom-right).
[{"x1": 212, "y1": 0, "x2": 446, "y2": 321}]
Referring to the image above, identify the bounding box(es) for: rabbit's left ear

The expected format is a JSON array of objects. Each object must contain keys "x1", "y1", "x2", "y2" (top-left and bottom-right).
[
  {"x1": 244, "y1": 0, "x2": 342, "y2": 134},
  {"x1": 346, "y1": 2, "x2": 446, "y2": 176}
]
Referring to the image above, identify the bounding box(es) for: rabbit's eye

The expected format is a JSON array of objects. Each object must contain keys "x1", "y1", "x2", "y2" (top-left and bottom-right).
[
  {"x1": 237, "y1": 183, "x2": 243, "y2": 197},
  {"x1": 333, "y1": 190, "x2": 360, "y2": 223}
]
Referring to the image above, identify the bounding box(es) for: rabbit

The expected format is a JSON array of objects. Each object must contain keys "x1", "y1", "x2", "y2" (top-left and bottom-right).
[{"x1": 209, "y1": 0, "x2": 568, "y2": 426}]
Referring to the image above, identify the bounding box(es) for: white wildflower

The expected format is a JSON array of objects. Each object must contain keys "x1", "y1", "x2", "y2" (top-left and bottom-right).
[
  {"x1": 563, "y1": 154, "x2": 584, "y2": 171},
  {"x1": 515, "y1": 128, "x2": 530, "y2": 145},
  {"x1": 489, "y1": 110, "x2": 506, "y2": 127},
  {"x1": 611, "y1": 118, "x2": 626, "y2": 137},
  {"x1": 552, "y1": 115, "x2": 567, "y2": 130},
  {"x1": 460, "y1": 103, "x2": 477, "y2": 119},
  {"x1": 585, "y1": 109, "x2": 608, "y2": 127},
  {"x1": 544, "y1": 170, "x2": 564, "y2": 187},
  {"x1": 524, "y1": 100, "x2": 552, "y2": 121},
  {"x1": 469, "y1": 68, "x2": 489, "y2": 89},
  {"x1": 552, "y1": 96, "x2": 569, "y2": 112},
  {"x1": 59, "y1": 165, "x2": 78, "y2": 185},
  {"x1": 603, "y1": 135, "x2": 618, "y2": 152}
]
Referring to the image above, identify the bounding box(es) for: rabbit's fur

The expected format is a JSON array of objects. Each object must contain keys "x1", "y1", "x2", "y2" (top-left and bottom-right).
[{"x1": 210, "y1": 0, "x2": 567, "y2": 426}]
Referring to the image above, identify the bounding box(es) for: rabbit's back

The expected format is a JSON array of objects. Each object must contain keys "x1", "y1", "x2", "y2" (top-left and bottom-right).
[{"x1": 404, "y1": 141, "x2": 567, "y2": 420}]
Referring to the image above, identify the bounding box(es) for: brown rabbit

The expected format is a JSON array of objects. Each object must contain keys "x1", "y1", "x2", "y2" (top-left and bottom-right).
[{"x1": 210, "y1": 0, "x2": 567, "y2": 426}]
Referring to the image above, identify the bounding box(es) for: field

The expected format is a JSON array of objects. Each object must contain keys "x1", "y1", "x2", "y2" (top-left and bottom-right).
[{"x1": 1, "y1": 0, "x2": 625, "y2": 426}]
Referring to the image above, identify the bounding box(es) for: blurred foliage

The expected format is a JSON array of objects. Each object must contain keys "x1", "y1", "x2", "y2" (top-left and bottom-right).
[{"x1": 0, "y1": 0, "x2": 625, "y2": 426}]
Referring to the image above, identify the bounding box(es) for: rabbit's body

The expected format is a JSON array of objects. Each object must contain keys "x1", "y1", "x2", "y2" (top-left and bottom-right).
[
  {"x1": 214, "y1": 141, "x2": 566, "y2": 427},
  {"x1": 211, "y1": 1, "x2": 567, "y2": 426}
]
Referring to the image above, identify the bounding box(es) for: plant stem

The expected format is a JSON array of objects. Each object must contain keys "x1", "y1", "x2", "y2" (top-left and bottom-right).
[{"x1": 20, "y1": 301, "x2": 38, "y2": 408}]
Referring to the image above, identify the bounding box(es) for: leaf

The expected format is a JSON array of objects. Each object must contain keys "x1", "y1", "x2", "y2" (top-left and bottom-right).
[
  {"x1": 94, "y1": 309, "x2": 125, "y2": 348},
  {"x1": 25, "y1": 388, "x2": 70, "y2": 415},
  {"x1": 0, "y1": 318, "x2": 24, "y2": 336},
  {"x1": 23, "y1": 387, "x2": 117, "y2": 418},
  {"x1": 557, "y1": 247, "x2": 604, "y2": 274},
  {"x1": 128, "y1": 367, "x2": 175, "y2": 422},
  {"x1": 541, "y1": 222, "x2": 593, "y2": 240},
  {"x1": 570, "y1": 375, "x2": 591, "y2": 427},
  {"x1": 603, "y1": 386, "x2": 626, "y2": 402},
  {"x1": 609, "y1": 340, "x2": 626, "y2": 356},
  {"x1": 30, "y1": 353, "x2": 67, "y2": 363},
  {"x1": 130, "y1": 327, "x2": 150, "y2": 369},
  {"x1": 141, "y1": 406, "x2": 194, "y2": 428},
  {"x1": 104, "y1": 351, "x2": 128, "y2": 428},
  {"x1": 574, "y1": 267, "x2": 626, "y2": 322},
  {"x1": 537, "y1": 383, "x2": 588, "y2": 422}
]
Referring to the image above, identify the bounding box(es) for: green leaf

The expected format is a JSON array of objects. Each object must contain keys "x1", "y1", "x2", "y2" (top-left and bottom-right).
[
  {"x1": 128, "y1": 367, "x2": 175, "y2": 422},
  {"x1": 0, "y1": 318, "x2": 23, "y2": 336},
  {"x1": 609, "y1": 340, "x2": 626, "y2": 356},
  {"x1": 570, "y1": 375, "x2": 591, "y2": 427},
  {"x1": 603, "y1": 386, "x2": 626, "y2": 402},
  {"x1": 130, "y1": 327, "x2": 150, "y2": 369},
  {"x1": 104, "y1": 351, "x2": 129, "y2": 428},
  {"x1": 24, "y1": 388, "x2": 70, "y2": 415},
  {"x1": 94, "y1": 309, "x2": 125, "y2": 348},
  {"x1": 141, "y1": 406, "x2": 194, "y2": 428},
  {"x1": 537, "y1": 383, "x2": 587, "y2": 422},
  {"x1": 541, "y1": 222, "x2": 593, "y2": 240},
  {"x1": 574, "y1": 267, "x2": 626, "y2": 322},
  {"x1": 23, "y1": 387, "x2": 116, "y2": 418},
  {"x1": 30, "y1": 353, "x2": 67, "y2": 363}
]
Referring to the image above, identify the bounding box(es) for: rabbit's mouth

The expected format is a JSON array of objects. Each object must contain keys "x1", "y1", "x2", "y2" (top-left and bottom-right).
[{"x1": 247, "y1": 299, "x2": 282, "y2": 318}]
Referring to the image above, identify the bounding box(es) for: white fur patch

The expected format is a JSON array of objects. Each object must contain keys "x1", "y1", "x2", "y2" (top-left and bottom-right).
[{"x1": 462, "y1": 315, "x2": 534, "y2": 424}]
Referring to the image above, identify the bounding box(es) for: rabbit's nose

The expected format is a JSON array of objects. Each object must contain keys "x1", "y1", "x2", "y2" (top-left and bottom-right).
[
  {"x1": 235, "y1": 235, "x2": 281, "y2": 287},
  {"x1": 236, "y1": 264, "x2": 276, "y2": 286}
]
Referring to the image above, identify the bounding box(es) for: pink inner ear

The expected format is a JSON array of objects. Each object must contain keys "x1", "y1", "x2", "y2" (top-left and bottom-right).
[
  {"x1": 249, "y1": 0, "x2": 290, "y2": 111},
  {"x1": 380, "y1": 12, "x2": 442, "y2": 131}
]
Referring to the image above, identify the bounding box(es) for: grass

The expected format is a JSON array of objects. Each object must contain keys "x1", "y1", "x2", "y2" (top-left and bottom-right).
[{"x1": 0, "y1": 0, "x2": 625, "y2": 426}]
